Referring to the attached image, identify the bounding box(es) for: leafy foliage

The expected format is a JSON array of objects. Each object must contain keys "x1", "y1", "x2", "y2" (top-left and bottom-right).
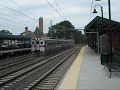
[
  {"x1": 0, "y1": 30, "x2": 12, "y2": 46},
  {"x1": 0, "y1": 30, "x2": 12, "y2": 35},
  {"x1": 47, "y1": 20, "x2": 86, "y2": 44},
  {"x1": 48, "y1": 21, "x2": 74, "y2": 38}
]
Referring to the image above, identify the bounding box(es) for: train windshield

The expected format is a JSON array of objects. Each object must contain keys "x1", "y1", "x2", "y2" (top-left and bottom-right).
[{"x1": 36, "y1": 41, "x2": 39, "y2": 44}]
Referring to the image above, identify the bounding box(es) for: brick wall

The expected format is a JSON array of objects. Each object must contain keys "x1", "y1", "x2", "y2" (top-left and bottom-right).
[{"x1": 112, "y1": 32, "x2": 120, "y2": 48}]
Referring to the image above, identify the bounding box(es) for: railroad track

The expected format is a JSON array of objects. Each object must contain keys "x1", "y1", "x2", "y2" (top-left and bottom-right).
[
  {"x1": 0, "y1": 47, "x2": 78, "y2": 90},
  {"x1": 0, "y1": 54, "x2": 34, "y2": 69},
  {"x1": 0, "y1": 48, "x2": 70, "y2": 70},
  {"x1": 0, "y1": 49, "x2": 67, "y2": 78},
  {"x1": 30, "y1": 50, "x2": 80, "y2": 90},
  {"x1": 0, "y1": 49, "x2": 71, "y2": 78},
  {"x1": 0, "y1": 53, "x2": 48, "y2": 78},
  {"x1": 0, "y1": 55, "x2": 37, "y2": 77},
  {"x1": 0, "y1": 53, "x2": 32, "y2": 65}
]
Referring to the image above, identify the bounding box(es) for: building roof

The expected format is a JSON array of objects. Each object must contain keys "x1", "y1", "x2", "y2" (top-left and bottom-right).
[
  {"x1": 85, "y1": 16, "x2": 120, "y2": 33},
  {"x1": 22, "y1": 31, "x2": 36, "y2": 38}
]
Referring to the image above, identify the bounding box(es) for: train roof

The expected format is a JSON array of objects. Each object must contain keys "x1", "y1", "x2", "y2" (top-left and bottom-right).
[
  {"x1": 44, "y1": 39, "x2": 74, "y2": 41},
  {"x1": 0, "y1": 33, "x2": 31, "y2": 40},
  {"x1": 31, "y1": 38, "x2": 74, "y2": 42}
]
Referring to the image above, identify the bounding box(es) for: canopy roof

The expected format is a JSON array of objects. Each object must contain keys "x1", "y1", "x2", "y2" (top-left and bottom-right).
[
  {"x1": 0, "y1": 33, "x2": 31, "y2": 40},
  {"x1": 85, "y1": 16, "x2": 120, "y2": 33}
]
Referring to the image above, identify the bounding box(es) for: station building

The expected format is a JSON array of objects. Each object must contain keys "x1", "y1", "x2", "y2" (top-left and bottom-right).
[{"x1": 85, "y1": 16, "x2": 120, "y2": 54}]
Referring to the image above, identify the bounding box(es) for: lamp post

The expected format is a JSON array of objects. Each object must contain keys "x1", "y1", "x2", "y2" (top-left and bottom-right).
[
  {"x1": 93, "y1": 4, "x2": 103, "y2": 54},
  {"x1": 95, "y1": 0, "x2": 112, "y2": 63},
  {"x1": 93, "y1": 4, "x2": 103, "y2": 19},
  {"x1": 93, "y1": 4, "x2": 103, "y2": 33}
]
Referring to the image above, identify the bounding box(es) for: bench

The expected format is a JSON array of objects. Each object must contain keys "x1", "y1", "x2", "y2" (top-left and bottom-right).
[{"x1": 103, "y1": 53, "x2": 120, "y2": 78}]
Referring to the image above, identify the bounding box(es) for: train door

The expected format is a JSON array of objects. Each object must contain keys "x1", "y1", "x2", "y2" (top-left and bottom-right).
[
  {"x1": 31, "y1": 38, "x2": 35, "y2": 52},
  {"x1": 40, "y1": 40, "x2": 45, "y2": 52},
  {"x1": 35, "y1": 38, "x2": 40, "y2": 51}
]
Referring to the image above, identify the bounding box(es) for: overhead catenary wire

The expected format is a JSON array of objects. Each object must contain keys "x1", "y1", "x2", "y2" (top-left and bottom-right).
[
  {"x1": 0, "y1": 0, "x2": 50, "y2": 33},
  {"x1": 0, "y1": 14, "x2": 36, "y2": 29},
  {"x1": 0, "y1": 10, "x2": 48, "y2": 32},
  {"x1": 0, "y1": 10, "x2": 47, "y2": 30},
  {"x1": 52, "y1": 0, "x2": 67, "y2": 20},
  {"x1": 8, "y1": 0, "x2": 50, "y2": 28},
  {"x1": 0, "y1": 0, "x2": 38, "y2": 24},
  {"x1": 45, "y1": 0, "x2": 65, "y2": 20},
  {"x1": 8, "y1": 0, "x2": 37, "y2": 19},
  {"x1": 0, "y1": 15, "x2": 36, "y2": 32},
  {"x1": 0, "y1": 3, "x2": 38, "y2": 22},
  {"x1": 9, "y1": 0, "x2": 22, "y2": 8},
  {"x1": 0, "y1": 23, "x2": 25, "y2": 30},
  {"x1": 0, "y1": 17, "x2": 29, "y2": 30},
  {"x1": 0, "y1": 20, "x2": 36, "y2": 33},
  {"x1": 0, "y1": 3, "x2": 38, "y2": 31},
  {"x1": 0, "y1": 19, "x2": 36, "y2": 31}
]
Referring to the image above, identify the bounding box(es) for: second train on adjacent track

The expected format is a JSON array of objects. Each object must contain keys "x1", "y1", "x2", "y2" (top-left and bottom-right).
[{"x1": 31, "y1": 38, "x2": 75, "y2": 54}]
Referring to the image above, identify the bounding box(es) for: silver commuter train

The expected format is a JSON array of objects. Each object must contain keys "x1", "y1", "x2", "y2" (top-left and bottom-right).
[{"x1": 31, "y1": 38, "x2": 75, "y2": 54}]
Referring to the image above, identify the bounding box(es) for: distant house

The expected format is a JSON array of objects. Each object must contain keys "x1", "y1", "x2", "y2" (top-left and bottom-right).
[
  {"x1": 21, "y1": 27, "x2": 49, "y2": 39},
  {"x1": 21, "y1": 27, "x2": 36, "y2": 38}
]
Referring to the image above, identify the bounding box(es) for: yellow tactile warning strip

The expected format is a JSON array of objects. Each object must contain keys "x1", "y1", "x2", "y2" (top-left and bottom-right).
[{"x1": 58, "y1": 47, "x2": 84, "y2": 89}]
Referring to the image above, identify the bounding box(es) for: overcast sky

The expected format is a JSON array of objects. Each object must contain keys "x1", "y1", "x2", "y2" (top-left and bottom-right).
[{"x1": 0, "y1": 0, "x2": 119, "y2": 35}]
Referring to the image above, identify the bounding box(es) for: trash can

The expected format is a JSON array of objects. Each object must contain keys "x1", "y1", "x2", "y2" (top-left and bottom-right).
[{"x1": 101, "y1": 53, "x2": 109, "y2": 65}]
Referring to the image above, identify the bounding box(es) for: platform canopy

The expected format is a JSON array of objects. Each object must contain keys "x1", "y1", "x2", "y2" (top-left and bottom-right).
[
  {"x1": 85, "y1": 16, "x2": 120, "y2": 37},
  {"x1": 0, "y1": 33, "x2": 31, "y2": 40}
]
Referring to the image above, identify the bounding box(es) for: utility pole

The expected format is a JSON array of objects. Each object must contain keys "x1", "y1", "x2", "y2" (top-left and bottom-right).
[
  {"x1": 95, "y1": 0, "x2": 112, "y2": 62},
  {"x1": 50, "y1": 20, "x2": 52, "y2": 38},
  {"x1": 108, "y1": 0, "x2": 112, "y2": 63}
]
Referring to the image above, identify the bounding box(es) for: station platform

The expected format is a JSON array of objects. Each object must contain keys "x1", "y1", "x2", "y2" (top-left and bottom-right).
[{"x1": 58, "y1": 46, "x2": 120, "y2": 90}]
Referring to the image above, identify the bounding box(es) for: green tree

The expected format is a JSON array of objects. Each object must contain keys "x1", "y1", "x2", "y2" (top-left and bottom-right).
[
  {"x1": 0, "y1": 30, "x2": 12, "y2": 46},
  {"x1": 47, "y1": 21, "x2": 86, "y2": 44},
  {"x1": 59, "y1": 21, "x2": 74, "y2": 29},
  {"x1": 47, "y1": 21, "x2": 74, "y2": 39},
  {"x1": 0, "y1": 30, "x2": 12, "y2": 35}
]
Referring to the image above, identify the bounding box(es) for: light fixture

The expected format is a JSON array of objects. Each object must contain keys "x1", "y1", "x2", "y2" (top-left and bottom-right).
[
  {"x1": 93, "y1": 9, "x2": 98, "y2": 13},
  {"x1": 95, "y1": 0, "x2": 101, "y2": 1}
]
